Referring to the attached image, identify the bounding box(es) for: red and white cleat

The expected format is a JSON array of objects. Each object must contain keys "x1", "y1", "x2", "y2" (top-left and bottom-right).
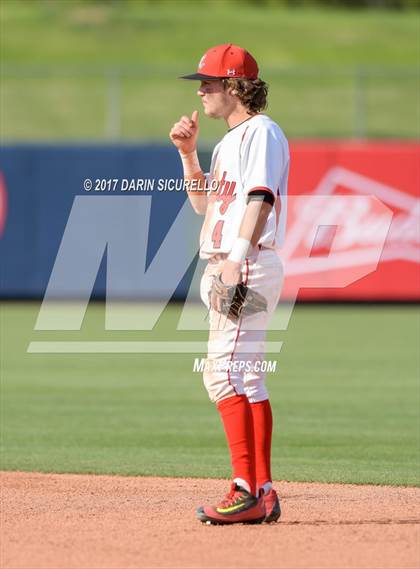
[{"x1": 196, "y1": 483, "x2": 266, "y2": 525}]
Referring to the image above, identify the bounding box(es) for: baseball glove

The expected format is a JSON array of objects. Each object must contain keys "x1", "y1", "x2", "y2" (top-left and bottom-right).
[{"x1": 210, "y1": 273, "x2": 268, "y2": 320}]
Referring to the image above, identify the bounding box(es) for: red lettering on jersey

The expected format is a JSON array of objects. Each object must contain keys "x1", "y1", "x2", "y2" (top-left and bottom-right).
[{"x1": 210, "y1": 171, "x2": 237, "y2": 214}]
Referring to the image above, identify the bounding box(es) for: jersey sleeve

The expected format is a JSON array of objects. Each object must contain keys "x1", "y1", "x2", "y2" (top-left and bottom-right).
[{"x1": 241, "y1": 125, "x2": 287, "y2": 198}]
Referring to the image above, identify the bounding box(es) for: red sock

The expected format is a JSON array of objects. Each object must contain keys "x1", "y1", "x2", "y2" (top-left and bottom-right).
[
  {"x1": 217, "y1": 394, "x2": 256, "y2": 495},
  {"x1": 250, "y1": 399, "x2": 273, "y2": 488}
]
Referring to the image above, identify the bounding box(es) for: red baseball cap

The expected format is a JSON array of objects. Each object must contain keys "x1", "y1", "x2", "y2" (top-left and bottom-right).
[{"x1": 180, "y1": 44, "x2": 259, "y2": 81}]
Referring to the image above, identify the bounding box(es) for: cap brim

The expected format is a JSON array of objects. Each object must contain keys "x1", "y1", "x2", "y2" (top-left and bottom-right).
[{"x1": 179, "y1": 73, "x2": 221, "y2": 80}]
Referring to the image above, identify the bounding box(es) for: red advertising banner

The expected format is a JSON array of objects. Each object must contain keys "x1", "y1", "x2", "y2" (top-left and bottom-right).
[{"x1": 282, "y1": 142, "x2": 420, "y2": 301}]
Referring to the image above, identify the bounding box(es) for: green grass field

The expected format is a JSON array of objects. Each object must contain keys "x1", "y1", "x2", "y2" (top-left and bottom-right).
[
  {"x1": 1, "y1": 301, "x2": 419, "y2": 486},
  {"x1": 1, "y1": 1, "x2": 418, "y2": 140}
]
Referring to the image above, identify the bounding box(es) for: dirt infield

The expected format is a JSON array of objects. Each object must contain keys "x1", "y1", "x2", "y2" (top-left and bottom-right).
[{"x1": 1, "y1": 472, "x2": 419, "y2": 569}]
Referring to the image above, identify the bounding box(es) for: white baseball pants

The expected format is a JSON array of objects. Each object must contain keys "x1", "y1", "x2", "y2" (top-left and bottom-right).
[{"x1": 200, "y1": 249, "x2": 283, "y2": 403}]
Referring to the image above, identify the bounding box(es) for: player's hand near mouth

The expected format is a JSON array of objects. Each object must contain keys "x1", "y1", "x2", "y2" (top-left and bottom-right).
[
  {"x1": 169, "y1": 111, "x2": 208, "y2": 215},
  {"x1": 169, "y1": 110, "x2": 199, "y2": 155}
]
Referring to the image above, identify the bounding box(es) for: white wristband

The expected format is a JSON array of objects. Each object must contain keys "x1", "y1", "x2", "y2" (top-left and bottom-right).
[{"x1": 228, "y1": 238, "x2": 251, "y2": 264}]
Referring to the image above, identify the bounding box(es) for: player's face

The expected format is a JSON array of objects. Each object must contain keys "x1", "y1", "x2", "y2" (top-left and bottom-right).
[{"x1": 197, "y1": 80, "x2": 236, "y2": 119}]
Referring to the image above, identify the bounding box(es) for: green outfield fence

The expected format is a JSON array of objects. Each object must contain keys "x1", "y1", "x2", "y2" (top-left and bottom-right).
[{"x1": 1, "y1": 64, "x2": 418, "y2": 141}]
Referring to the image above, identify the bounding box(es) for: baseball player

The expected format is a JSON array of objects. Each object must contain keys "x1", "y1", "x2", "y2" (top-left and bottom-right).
[{"x1": 170, "y1": 44, "x2": 289, "y2": 525}]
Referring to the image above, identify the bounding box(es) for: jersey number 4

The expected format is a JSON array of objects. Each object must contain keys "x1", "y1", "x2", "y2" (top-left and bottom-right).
[{"x1": 211, "y1": 220, "x2": 224, "y2": 249}]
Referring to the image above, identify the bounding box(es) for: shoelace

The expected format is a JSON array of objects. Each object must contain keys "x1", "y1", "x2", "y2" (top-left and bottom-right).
[{"x1": 219, "y1": 484, "x2": 245, "y2": 508}]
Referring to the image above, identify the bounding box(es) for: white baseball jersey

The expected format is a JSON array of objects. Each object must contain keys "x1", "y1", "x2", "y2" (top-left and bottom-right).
[{"x1": 199, "y1": 114, "x2": 289, "y2": 259}]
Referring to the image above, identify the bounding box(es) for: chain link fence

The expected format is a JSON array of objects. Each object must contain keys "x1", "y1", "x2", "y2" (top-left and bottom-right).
[{"x1": 1, "y1": 64, "x2": 418, "y2": 141}]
